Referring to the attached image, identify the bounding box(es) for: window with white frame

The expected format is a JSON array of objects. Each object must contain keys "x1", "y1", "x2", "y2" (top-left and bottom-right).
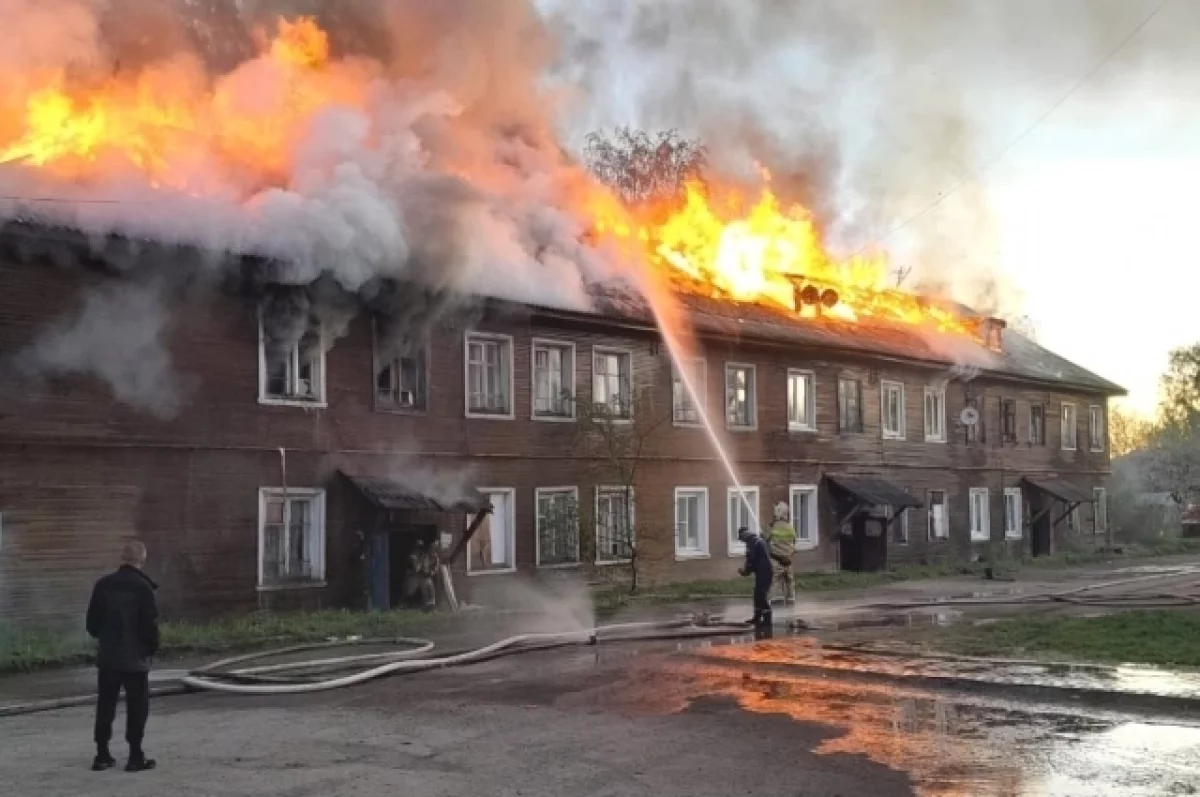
[
  {"x1": 1094, "y1": 487, "x2": 1108, "y2": 534},
  {"x1": 725, "y1": 364, "x2": 757, "y2": 429},
  {"x1": 258, "y1": 488, "x2": 326, "y2": 588},
  {"x1": 727, "y1": 487, "x2": 760, "y2": 555},
  {"x1": 468, "y1": 488, "x2": 516, "y2": 573},
  {"x1": 1004, "y1": 487, "x2": 1023, "y2": 540},
  {"x1": 535, "y1": 487, "x2": 580, "y2": 566},
  {"x1": 674, "y1": 487, "x2": 709, "y2": 558},
  {"x1": 673, "y1": 358, "x2": 706, "y2": 426},
  {"x1": 466, "y1": 334, "x2": 513, "y2": 417},
  {"x1": 532, "y1": 340, "x2": 575, "y2": 419},
  {"x1": 1089, "y1": 405, "x2": 1105, "y2": 452},
  {"x1": 927, "y1": 490, "x2": 948, "y2": 540},
  {"x1": 881, "y1": 380, "x2": 906, "y2": 439},
  {"x1": 924, "y1": 386, "x2": 946, "y2": 442},
  {"x1": 790, "y1": 485, "x2": 819, "y2": 549},
  {"x1": 887, "y1": 506, "x2": 910, "y2": 544},
  {"x1": 969, "y1": 487, "x2": 990, "y2": 542},
  {"x1": 259, "y1": 302, "x2": 325, "y2": 405},
  {"x1": 593, "y1": 349, "x2": 633, "y2": 419},
  {"x1": 787, "y1": 370, "x2": 816, "y2": 432},
  {"x1": 1061, "y1": 403, "x2": 1078, "y2": 450},
  {"x1": 374, "y1": 333, "x2": 427, "y2": 412},
  {"x1": 595, "y1": 486, "x2": 634, "y2": 563}
]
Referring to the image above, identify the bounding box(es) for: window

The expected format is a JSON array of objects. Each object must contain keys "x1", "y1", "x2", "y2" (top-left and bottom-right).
[
  {"x1": 965, "y1": 397, "x2": 984, "y2": 444},
  {"x1": 1061, "y1": 403, "x2": 1078, "y2": 450},
  {"x1": 674, "y1": 487, "x2": 709, "y2": 558},
  {"x1": 595, "y1": 487, "x2": 634, "y2": 563},
  {"x1": 790, "y1": 485, "x2": 819, "y2": 549},
  {"x1": 536, "y1": 487, "x2": 580, "y2": 566},
  {"x1": 725, "y1": 364, "x2": 757, "y2": 429},
  {"x1": 1030, "y1": 403, "x2": 1046, "y2": 445},
  {"x1": 258, "y1": 488, "x2": 326, "y2": 588},
  {"x1": 881, "y1": 380, "x2": 905, "y2": 439},
  {"x1": 1089, "y1": 405, "x2": 1105, "y2": 452},
  {"x1": 673, "y1": 358, "x2": 706, "y2": 426},
  {"x1": 593, "y1": 349, "x2": 633, "y2": 419},
  {"x1": 923, "y1": 386, "x2": 946, "y2": 442},
  {"x1": 375, "y1": 341, "x2": 427, "y2": 411},
  {"x1": 1094, "y1": 487, "x2": 1108, "y2": 534},
  {"x1": 1004, "y1": 487, "x2": 1022, "y2": 539},
  {"x1": 465, "y1": 334, "x2": 513, "y2": 417},
  {"x1": 727, "y1": 487, "x2": 760, "y2": 556},
  {"x1": 1066, "y1": 503, "x2": 1080, "y2": 531},
  {"x1": 787, "y1": 370, "x2": 817, "y2": 432},
  {"x1": 259, "y1": 306, "x2": 325, "y2": 405},
  {"x1": 1002, "y1": 400, "x2": 1018, "y2": 442},
  {"x1": 468, "y1": 488, "x2": 516, "y2": 573},
  {"x1": 532, "y1": 340, "x2": 575, "y2": 420},
  {"x1": 969, "y1": 487, "x2": 990, "y2": 542},
  {"x1": 887, "y1": 507, "x2": 910, "y2": 544},
  {"x1": 838, "y1": 377, "x2": 864, "y2": 433},
  {"x1": 927, "y1": 490, "x2": 948, "y2": 540}
]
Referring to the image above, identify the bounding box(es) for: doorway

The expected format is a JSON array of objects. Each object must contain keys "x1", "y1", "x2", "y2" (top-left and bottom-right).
[
  {"x1": 1029, "y1": 492, "x2": 1052, "y2": 557},
  {"x1": 839, "y1": 515, "x2": 889, "y2": 572},
  {"x1": 387, "y1": 524, "x2": 438, "y2": 609}
]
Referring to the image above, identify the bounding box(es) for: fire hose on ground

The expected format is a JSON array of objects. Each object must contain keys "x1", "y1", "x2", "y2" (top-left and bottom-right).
[{"x1": 177, "y1": 616, "x2": 752, "y2": 696}]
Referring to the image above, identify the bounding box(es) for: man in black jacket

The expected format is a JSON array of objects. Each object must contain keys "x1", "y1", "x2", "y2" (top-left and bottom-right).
[
  {"x1": 736, "y1": 526, "x2": 774, "y2": 630},
  {"x1": 86, "y1": 541, "x2": 160, "y2": 772}
]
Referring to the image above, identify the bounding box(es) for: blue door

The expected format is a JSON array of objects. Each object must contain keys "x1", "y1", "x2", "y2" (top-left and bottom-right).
[{"x1": 368, "y1": 533, "x2": 389, "y2": 611}]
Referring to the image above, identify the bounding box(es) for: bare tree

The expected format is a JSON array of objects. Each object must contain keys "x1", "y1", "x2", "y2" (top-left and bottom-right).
[
  {"x1": 584, "y1": 127, "x2": 707, "y2": 207},
  {"x1": 573, "y1": 387, "x2": 672, "y2": 593}
]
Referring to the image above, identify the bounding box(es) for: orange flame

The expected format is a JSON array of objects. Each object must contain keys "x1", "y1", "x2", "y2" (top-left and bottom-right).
[{"x1": 591, "y1": 176, "x2": 979, "y2": 337}]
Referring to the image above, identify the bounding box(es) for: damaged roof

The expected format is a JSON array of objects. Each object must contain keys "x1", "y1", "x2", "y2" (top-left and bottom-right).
[
  {"x1": 342, "y1": 473, "x2": 492, "y2": 514},
  {"x1": 525, "y1": 284, "x2": 1125, "y2": 396}
]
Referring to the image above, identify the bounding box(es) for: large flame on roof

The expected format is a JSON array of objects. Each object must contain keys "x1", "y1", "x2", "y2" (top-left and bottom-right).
[{"x1": 591, "y1": 173, "x2": 980, "y2": 338}]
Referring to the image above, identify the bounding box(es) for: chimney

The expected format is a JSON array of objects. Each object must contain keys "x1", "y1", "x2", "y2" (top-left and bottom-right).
[{"x1": 981, "y1": 317, "x2": 1006, "y2": 352}]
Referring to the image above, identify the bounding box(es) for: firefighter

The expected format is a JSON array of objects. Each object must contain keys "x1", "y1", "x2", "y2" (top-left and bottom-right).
[
  {"x1": 736, "y1": 526, "x2": 774, "y2": 629},
  {"x1": 407, "y1": 540, "x2": 438, "y2": 611},
  {"x1": 764, "y1": 501, "x2": 797, "y2": 605}
]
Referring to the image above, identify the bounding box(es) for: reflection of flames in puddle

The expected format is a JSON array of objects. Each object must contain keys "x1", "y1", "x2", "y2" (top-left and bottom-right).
[{"x1": 561, "y1": 656, "x2": 1025, "y2": 797}]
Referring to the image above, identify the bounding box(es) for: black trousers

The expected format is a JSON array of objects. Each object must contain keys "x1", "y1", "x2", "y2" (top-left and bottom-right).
[
  {"x1": 94, "y1": 669, "x2": 150, "y2": 750},
  {"x1": 753, "y1": 572, "x2": 773, "y2": 624}
]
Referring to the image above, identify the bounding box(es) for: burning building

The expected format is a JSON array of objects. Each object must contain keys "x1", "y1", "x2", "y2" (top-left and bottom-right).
[{"x1": 0, "y1": 5, "x2": 1123, "y2": 624}]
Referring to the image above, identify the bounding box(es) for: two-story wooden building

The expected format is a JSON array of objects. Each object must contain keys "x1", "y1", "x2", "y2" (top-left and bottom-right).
[{"x1": 0, "y1": 224, "x2": 1124, "y2": 625}]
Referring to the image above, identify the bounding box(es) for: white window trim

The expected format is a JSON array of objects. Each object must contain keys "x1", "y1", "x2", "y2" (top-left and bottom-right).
[
  {"x1": 786, "y1": 369, "x2": 818, "y2": 433},
  {"x1": 726, "y1": 486, "x2": 761, "y2": 557},
  {"x1": 1061, "y1": 402, "x2": 1078, "y2": 451},
  {"x1": 534, "y1": 486, "x2": 580, "y2": 568},
  {"x1": 923, "y1": 385, "x2": 946, "y2": 443},
  {"x1": 725, "y1": 362, "x2": 758, "y2": 431},
  {"x1": 594, "y1": 485, "x2": 635, "y2": 565},
  {"x1": 1089, "y1": 405, "x2": 1105, "y2": 452},
  {"x1": 530, "y1": 338, "x2": 577, "y2": 422},
  {"x1": 672, "y1": 358, "x2": 708, "y2": 428},
  {"x1": 927, "y1": 490, "x2": 949, "y2": 541},
  {"x1": 592, "y1": 346, "x2": 636, "y2": 423},
  {"x1": 1004, "y1": 487, "x2": 1023, "y2": 540},
  {"x1": 969, "y1": 487, "x2": 991, "y2": 542},
  {"x1": 257, "y1": 308, "x2": 328, "y2": 409},
  {"x1": 467, "y1": 487, "x2": 517, "y2": 575},
  {"x1": 256, "y1": 487, "x2": 327, "y2": 591},
  {"x1": 674, "y1": 486, "x2": 710, "y2": 560},
  {"x1": 464, "y1": 332, "x2": 516, "y2": 420},
  {"x1": 880, "y1": 380, "x2": 906, "y2": 440},
  {"x1": 790, "y1": 484, "x2": 820, "y2": 550},
  {"x1": 1094, "y1": 487, "x2": 1108, "y2": 534},
  {"x1": 371, "y1": 317, "x2": 429, "y2": 414}
]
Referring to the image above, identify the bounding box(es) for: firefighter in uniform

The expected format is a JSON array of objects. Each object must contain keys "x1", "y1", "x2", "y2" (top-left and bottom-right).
[{"x1": 764, "y1": 501, "x2": 797, "y2": 605}]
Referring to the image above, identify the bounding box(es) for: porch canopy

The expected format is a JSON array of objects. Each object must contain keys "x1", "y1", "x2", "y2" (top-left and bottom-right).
[
  {"x1": 826, "y1": 474, "x2": 923, "y2": 528},
  {"x1": 1021, "y1": 476, "x2": 1093, "y2": 527}
]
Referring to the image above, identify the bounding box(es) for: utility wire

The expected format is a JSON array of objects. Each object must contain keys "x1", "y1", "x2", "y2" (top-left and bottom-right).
[{"x1": 859, "y1": 0, "x2": 1171, "y2": 253}]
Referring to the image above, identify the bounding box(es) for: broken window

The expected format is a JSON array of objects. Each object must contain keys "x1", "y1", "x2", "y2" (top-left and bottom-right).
[
  {"x1": 259, "y1": 489, "x2": 325, "y2": 588},
  {"x1": 536, "y1": 488, "x2": 580, "y2": 566},
  {"x1": 673, "y1": 358, "x2": 706, "y2": 425},
  {"x1": 466, "y1": 334, "x2": 512, "y2": 416},
  {"x1": 593, "y1": 349, "x2": 633, "y2": 418},
  {"x1": 838, "y1": 377, "x2": 863, "y2": 433},
  {"x1": 468, "y1": 489, "x2": 515, "y2": 572},
  {"x1": 725, "y1": 364, "x2": 756, "y2": 429},
  {"x1": 375, "y1": 342, "x2": 427, "y2": 411},
  {"x1": 260, "y1": 294, "x2": 325, "y2": 404},
  {"x1": 533, "y1": 341, "x2": 575, "y2": 419}
]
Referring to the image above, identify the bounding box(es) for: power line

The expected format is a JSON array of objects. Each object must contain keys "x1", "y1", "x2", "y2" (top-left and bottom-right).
[{"x1": 861, "y1": 0, "x2": 1171, "y2": 253}]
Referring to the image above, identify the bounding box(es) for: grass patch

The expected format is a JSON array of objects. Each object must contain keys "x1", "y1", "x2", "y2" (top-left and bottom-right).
[
  {"x1": 0, "y1": 609, "x2": 449, "y2": 675},
  {"x1": 931, "y1": 610, "x2": 1200, "y2": 668}
]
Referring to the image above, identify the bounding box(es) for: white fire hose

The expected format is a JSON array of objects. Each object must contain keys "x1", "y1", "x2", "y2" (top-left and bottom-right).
[{"x1": 179, "y1": 615, "x2": 751, "y2": 696}]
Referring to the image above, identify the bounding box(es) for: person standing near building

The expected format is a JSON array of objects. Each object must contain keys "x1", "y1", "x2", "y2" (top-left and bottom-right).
[
  {"x1": 736, "y1": 526, "x2": 774, "y2": 629},
  {"x1": 86, "y1": 541, "x2": 159, "y2": 773},
  {"x1": 764, "y1": 501, "x2": 797, "y2": 605}
]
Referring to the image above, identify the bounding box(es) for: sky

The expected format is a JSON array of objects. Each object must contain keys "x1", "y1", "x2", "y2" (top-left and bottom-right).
[{"x1": 544, "y1": 0, "x2": 1199, "y2": 418}]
